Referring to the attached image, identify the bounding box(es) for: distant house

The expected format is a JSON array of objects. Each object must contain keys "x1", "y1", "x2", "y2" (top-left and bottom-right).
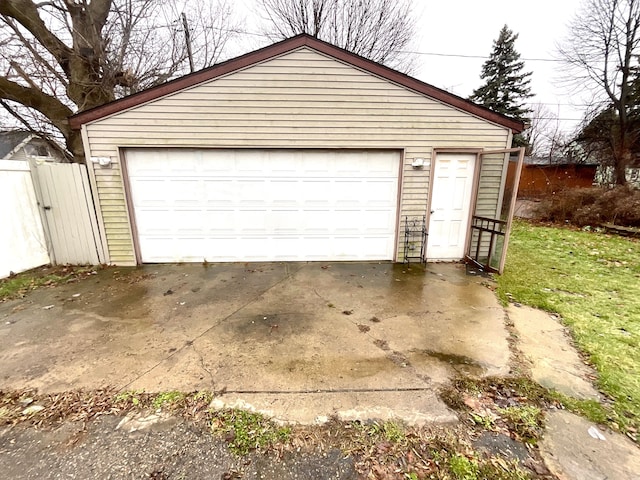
[
  {"x1": 0, "y1": 131, "x2": 66, "y2": 162},
  {"x1": 507, "y1": 156, "x2": 597, "y2": 198},
  {"x1": 595, "y1": 165, "x2": 640, "y2": 188}
]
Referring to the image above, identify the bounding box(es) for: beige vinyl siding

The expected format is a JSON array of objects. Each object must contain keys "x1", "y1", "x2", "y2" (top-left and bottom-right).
[
  {"x1": 475, "y1": 153, "x2": 509, "y2": 218},
  {"x1": 84, "y1": 47, "x2": 511, "y2": 265},
  {"x1": 92, "y1": 162, "x2": 135, "y2": 264}
]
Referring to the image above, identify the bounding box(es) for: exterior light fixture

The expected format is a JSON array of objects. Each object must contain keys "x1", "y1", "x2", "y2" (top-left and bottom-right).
[
  {"x1": 411, "y1": 157, "x2": 425, "y2": 168},
  {"x1": 90, "y1": 156, "x2": 112, "y2": 167}
]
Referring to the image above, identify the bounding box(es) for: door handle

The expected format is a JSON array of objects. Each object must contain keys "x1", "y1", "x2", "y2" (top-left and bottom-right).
[
  {"x1": 430, "y1": 210, "x2": 435, "y2": 214},
  {"x1": 43, "y1": 206, "x2": 52, "y2": 210}
]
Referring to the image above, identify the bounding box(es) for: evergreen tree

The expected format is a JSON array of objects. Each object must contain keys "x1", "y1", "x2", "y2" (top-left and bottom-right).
[{"x1": 470, "y1": 25, "x2": 533, "y2": 124}]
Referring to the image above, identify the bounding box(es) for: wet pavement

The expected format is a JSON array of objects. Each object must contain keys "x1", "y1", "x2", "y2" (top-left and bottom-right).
[
  {"x1": 507, "y1": 305, "x2": 600, "y2": 400},
  {"x1": 0, "y1": 262, "x2": 510, "y2": 425},
  {"x1": 0, "y1": 416, "x2": 358, "y2": 480}
]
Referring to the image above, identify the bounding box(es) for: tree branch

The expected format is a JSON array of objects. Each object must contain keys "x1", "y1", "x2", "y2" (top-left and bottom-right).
[
  {"x1": 0, "y1": 75, "x2": 73, "y2": 135},
  {"x1": 87, "y1": 0, "x2": 111, "y2": 29},
  {"x1": 0, "y1": 0, "x2": 73, "y2": 75},
  {"x1": 1, "y1": 14, "x2": 68, "y2": 86}
]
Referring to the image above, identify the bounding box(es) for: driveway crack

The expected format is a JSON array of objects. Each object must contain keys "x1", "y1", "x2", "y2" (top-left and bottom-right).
[
  {"x1": 118, "y1": 263, "x2": 306, "y2": 391},
  {"x1": 190, "y1": 342, "x2": 215, "y2": 389}
]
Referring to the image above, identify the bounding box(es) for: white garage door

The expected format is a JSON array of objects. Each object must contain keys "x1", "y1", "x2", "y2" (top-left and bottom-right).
[{"x1": 125, "y1": 149, "x2": 400, "y2": 262}]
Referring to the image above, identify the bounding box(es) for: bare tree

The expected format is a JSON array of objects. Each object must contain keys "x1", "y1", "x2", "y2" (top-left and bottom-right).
[
  {"x1": 258, "y1": 0, "x2": 417, "y2": 72},
  {"x1": 0, "y1": 0, "x2": 240, "y2": 162},
  {"x1": 558, "y1": 0, "x2": 640, "y2": 184},
  {"x1": 524, "y1": 103, "x2": 567, "y2": 161}
]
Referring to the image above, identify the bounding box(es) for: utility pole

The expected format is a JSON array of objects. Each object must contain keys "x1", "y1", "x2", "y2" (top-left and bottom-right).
[{"x1": 182, "y1": 12, "x2": 194, "y2": 73}]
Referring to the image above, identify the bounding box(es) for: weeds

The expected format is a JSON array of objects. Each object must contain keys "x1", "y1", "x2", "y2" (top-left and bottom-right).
[
  {"x1": 547, "y1": 391, "x2": 610, "y2": 425},
  {"x1": 470, "y1": 412, "x2": 495, "y2": 429},
  {"x1": 449, "y1": 454, "x2": 479, "y2": 480},
  {"x1": 361, "y1": 420, "x2": 407, "y2": 444},
  {"x1": 535, "y1": 186, "x2": 640, "y2": 227},
  {"x1": 152, "y1": 391, "x2": 186, "y2": 409},
  {"x1": 0, "y1": 265, "x2": 97, "y2": 302},
  {"x1": 113, "y1": 390, "x2": 145, "y2": 407},
  {"x1": 211, "y1": 409, "x2": 291, "y2": 455},
  {"x1": 498, "y1": 406, "x2": 544, "y2": 444}
]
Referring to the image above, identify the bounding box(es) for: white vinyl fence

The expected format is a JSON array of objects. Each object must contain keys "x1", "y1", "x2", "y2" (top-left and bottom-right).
[
  {"x1": 0, "y1": 160, "x2": 50, "y2": 278},
  {"x1": 1, "y1": 160, "x2": 105, "y2": 279},
  {"x1": 29, "y1": 161, "x2": 104, "y2": 265}
]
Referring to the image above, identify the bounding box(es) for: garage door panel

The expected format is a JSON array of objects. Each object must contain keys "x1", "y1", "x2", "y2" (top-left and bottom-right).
[
  {"x1": 207, "y1": 210, "x2": 235, "y2": 232},
  {"x1": 233, "y1": 180, "x2": 267, "y2": 204},
  {"x1": 235, "y1": 210, "x2": 269, "y2": 232},
  {"x1": 356, "y1": 210, "x2": 398, "y2": 233},
  {"x1": 365, "y1": 180, "x2": 400, "y2": 203},
  {"x1": 299, "y1": 180, "x2": 331, "y2": 204},
  {"x1": 125, "y1": 156, "x2": 160, "y2": 176},
  {"x1": 235, "y1": 154, "x2": 266, "y2": 174},
  {"x1": 270, "y1": 180, "x2": 301, "y2": 204},
  {"x1": 204, "y1": 237, "x2": 266, "y2": 261},
  {"x1": 268, "y1": 210, "x2": 305, "y2": 232},
  {"x1": 128, "y1": 208, "x2": 399, "y2": 237},
  {"x1": 139, "y1": 235, "x2": 398, "y2": 263},
  {"x1": 204, "y1": 180, "x2": 235, "y2": 204},
  {"x1": 171, "y1": 180, "x2": 204, "y2": 205},
  {"x1": 173, "y1": 210, "x2": 212, "y2": 234},
  {"x1": 126, "y1": 149, "x2": 400, "y2": 262},
  {"x1": 129, "y1": 179, "x2": 168, "y2": 206},
  {"x1": 134, "y1": 209, "x2": 173, "y2": 233}
]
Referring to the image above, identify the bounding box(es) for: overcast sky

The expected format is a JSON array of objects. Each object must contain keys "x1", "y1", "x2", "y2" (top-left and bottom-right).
[
  {"x1": 236, "y1": 0, "x2": 587, "y2": 134},
  {"x1": 408, "y1": 0, "x2": 585, "y2": 132}
]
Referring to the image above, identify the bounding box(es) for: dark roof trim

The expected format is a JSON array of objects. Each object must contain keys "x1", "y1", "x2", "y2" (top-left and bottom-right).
[{"x1": 69, "y1": 34, "x2": 524, "y2": 133}]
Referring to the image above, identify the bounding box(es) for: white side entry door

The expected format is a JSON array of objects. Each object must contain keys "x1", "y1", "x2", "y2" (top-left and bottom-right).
[{"x1": 426, "y1": 152, "x2": 476, "y2": 261}]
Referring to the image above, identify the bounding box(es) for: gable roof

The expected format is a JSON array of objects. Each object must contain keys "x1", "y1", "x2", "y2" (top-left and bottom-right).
[
  {"x1": 69, "y1": 34, "x2": 525, "y2": 133},
  {"x1": 0, "y1": 130, "x2": 33, "y2": 159}
]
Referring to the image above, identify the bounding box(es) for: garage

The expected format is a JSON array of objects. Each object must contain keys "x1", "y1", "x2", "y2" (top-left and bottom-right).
[
  {"x1": 71, "y1": 34, "x2": 524, "y2": 268},
  {"x1": 125, "y1": 148, "x2": 400, "y2": 263}
]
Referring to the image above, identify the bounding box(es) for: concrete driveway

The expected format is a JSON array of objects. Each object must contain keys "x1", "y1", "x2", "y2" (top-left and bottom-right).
[{"x1": 0, "y1": 262, "x2": 509, "y2": 424}]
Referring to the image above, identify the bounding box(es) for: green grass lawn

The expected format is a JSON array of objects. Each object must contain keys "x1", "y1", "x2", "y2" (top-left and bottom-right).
[{"x1": 497, "y1": 221, "x2": 640, "y2": 432}]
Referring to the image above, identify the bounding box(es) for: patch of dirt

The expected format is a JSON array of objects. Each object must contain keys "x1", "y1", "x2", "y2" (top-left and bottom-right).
[
  {"x1": 387, "y1": 351, "x2": 410, "y2": 368},
  {"x1": 373, "y1": 339, "x2": 390, "y2": 351},
  {"x1": 473, "y1": 431, "x2": 531, "y2": 462},
  {"x1": 439, "y1": 376, "x2": 555, "y2": 457},
  {"x1": 0, "y1": 265, "x2": 104, "y2": 302}
]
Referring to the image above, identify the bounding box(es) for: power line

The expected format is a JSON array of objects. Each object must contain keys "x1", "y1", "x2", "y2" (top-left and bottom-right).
[
  {"x1": 400, "y1": 50, "x2": 561, "y2": 62},
  {"x1": 532, "y1": 102, "x2": 593, "y2": 107},
  {"x1": 531, "y1": 117, "x2": 584, "y2": 121},
  {"x1": 204, "y1": 27, "x2": 564, "y2": 61}
]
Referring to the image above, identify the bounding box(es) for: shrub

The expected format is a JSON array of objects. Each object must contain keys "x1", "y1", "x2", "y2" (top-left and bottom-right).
[{"x1": 535, "y1": 186, "x2": 640, "y2": 227}]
